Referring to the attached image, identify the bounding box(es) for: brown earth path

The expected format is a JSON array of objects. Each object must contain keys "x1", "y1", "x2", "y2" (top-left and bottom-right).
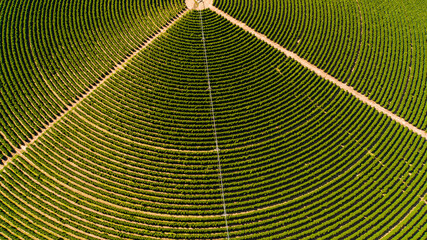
[
  {"x1": 210, "y1": 5, "x2": 427, "y2": 142},
  {"x1": 0, "y1": 9, "x2": 189, "y2": 171},
  {"x1": 1, "y1": 4, "x2": 424, "y2": 238},
  {"x1": 209, "y1": 6, "x2": 427, "y2": 237}
]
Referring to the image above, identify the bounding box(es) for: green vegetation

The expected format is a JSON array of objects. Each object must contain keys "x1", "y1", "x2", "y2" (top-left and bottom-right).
[
  {"x1": 0, "y1": 0, "x2": 185, "y2": 159},
  {"x1": 1, "y1": 1, "x2": 426, "y2": 239},
  {"x1": 0, "y1": 10, "x2": 228, "y2": 240},
  {"x1": 215, "y1": 0, "x2": 427, "y2": 130},
  {"x1": 203, "y1": 10, "x2": 427, "y2": 239}
]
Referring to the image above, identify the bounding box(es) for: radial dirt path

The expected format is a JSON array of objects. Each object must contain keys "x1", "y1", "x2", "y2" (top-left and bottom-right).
[
  {"x1": 210, "y1": 6, "x2": 427, "y2": 236},
  {"x1": 0, "y1": 9, "x2": 189, "y2": 171},
  {"x1": 210, "y1": 5, "x2": 427, "y2": 141}
]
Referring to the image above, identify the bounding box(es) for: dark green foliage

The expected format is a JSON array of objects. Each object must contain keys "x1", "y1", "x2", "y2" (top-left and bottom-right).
[
  {"x1": 0, "y1": 0, "x2": 185, "y2": 161},
  {"x1": 215, "y1": 0, "x2": 427, "y2": 130},
  {"x1": 0, "y1": 3, "x2": 426, "y2": 240}
]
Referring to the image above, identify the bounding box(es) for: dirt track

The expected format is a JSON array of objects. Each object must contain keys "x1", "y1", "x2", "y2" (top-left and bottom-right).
[
  {"x1": 210, "y1": 5, "x2": 427, "y2": 142},
  {"x1": 0, "y1": 10, "x2": 189, "y2": 171}
]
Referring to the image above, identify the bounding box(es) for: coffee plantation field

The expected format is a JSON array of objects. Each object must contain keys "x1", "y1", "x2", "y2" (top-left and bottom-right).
[{"x1": 0, "y1": 0, "x2": 426, "y2": 239}]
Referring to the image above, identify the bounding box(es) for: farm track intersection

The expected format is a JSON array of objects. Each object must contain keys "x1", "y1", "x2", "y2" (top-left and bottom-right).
[
  {"x1": 2, "y1": 4, "x2": 426, "y2": 173},
  {"x1": 1, "y1": 1, "x2": 426, "y2": 239}
]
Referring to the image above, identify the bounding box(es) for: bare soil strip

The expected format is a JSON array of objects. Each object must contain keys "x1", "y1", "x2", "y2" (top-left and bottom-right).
[
  {"x1": 0, "y1": 10, "x2": 189, "y2": 171},
  {"x1": 211, "y1": 6, "x2": 427, "y2": 233},
  {"x1": 210, "y1": 6, "x2": 427, "y2": 141}
]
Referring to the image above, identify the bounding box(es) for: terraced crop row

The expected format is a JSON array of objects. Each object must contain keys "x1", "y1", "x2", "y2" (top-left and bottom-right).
[
  {"x1": 0, "y1": 0, "x2": 185, "y2": 161},
  {"x1": 214, "y1": 0, "x2": 427, "y2": 131},
  {"x1": 1, "y1": 8, "x2": 427, "y2": 239}
]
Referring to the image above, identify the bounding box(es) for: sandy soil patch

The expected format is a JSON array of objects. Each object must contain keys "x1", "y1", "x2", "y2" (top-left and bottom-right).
[{"x1": 186, "y1": 0, "x2": 213, "y2": 10}]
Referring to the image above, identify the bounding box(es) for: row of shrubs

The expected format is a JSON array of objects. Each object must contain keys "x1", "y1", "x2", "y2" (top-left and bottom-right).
[{"x1": 0, "y1": 0, "x2": 186, "y2": 160}]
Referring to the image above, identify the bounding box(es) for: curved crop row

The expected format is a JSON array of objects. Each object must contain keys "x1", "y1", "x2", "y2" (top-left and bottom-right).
[
  {"x1": 204, "y1": 9, "x2": 427, "y2": 239},
  {"x1": 1, "y1": 8, "x2": 427, "y2": 239},
  {"x1": 0, "y1": 10, "x2": 229, "y2": 240},
  {"x1": 214, "y1": 0, "x2": 427, "y2": 132},
  {"x1": 0, "y1": 0, "x2": 185, "y2": 161}
]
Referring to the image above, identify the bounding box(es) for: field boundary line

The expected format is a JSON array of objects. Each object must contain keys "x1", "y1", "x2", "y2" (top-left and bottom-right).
[
  {"x1": 0, "y1": 9, "x2": 189, "y2": 171},
  {"x1": 198, "y1": 8, "x2": 231, "y2": 240},
  {"x1": 210, "y1": 5, "x2": 427, "y2": 141}
]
